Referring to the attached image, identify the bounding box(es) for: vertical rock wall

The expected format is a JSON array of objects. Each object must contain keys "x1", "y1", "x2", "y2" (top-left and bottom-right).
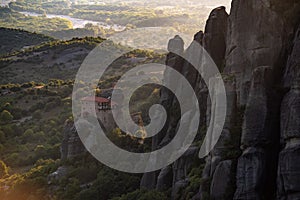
[
  {"x1": 277, "y1": 24, "x2": 300, "y2": 200},
  {"x1": 141, "y1": 1, "x2": 300, "y2": 199}
]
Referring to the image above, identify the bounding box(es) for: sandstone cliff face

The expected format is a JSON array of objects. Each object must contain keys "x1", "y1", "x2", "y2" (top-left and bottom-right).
[{"x1": 142, "y1": 1, "x2": 300, "y2": 199}]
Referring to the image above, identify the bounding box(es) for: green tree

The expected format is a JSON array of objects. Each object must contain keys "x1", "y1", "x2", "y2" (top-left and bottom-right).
[
  {"x1": 1, "y1": 125, "x2": 13, "y2": 137},
  {"x1": 62, "y1": 178, "x2": 81, "y2": 200},
  {"x1": 0, "y1": 110, "x2": 13, "y2": 123},
  {"x1": 3, "y1": 102, "x2": 12, "y2": 110},
  {"x1": 24, "y1": 129, "x2": 34, "y2": 140},
  {"x1": 6, "y1": 153, "x2": 19, "y2": 166}
]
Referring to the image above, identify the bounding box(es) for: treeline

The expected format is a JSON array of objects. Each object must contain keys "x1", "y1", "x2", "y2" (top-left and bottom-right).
[
  {"x1": 0, "y1": 27, "x2": 54, "y2": 57},
  {"x1": 43, "y1": 24, "x2": 117, "y2": 40},
  {"x1": 1, "y1": 37, "x2": 105, "y2": 59}
]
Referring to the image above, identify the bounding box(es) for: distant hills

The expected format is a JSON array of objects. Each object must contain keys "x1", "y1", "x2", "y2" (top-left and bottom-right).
[
  {"x1": 0, "y1": 28, "x2": 54, "y2": 57},
  {"x1": 0, "y1": 27, "x2": 164, "y2": 84},
  {"x1": 0, "y1": 35, "x2": 104, "y2": 84}
]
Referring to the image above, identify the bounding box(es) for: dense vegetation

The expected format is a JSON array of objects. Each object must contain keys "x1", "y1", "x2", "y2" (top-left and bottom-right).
[
  {"x1": 0, "y1": 0, "x2": 234, "y2": 198},
  {"x1": 0, "y1": 28, "x2": 169, "y2": 199},
  {"x1": 43, "y1": 25, "x2": 117, "y2": 40},
  {"x1": 0, "y1": 7, "x2": 72, "y2": 33},
  {"x1": 0, "y1": 77, "x2": 165, "y2": 199},
  {"x1": 0, "y1": 0, "x2": 237, "y2": 198},
  {"x1": 0, "y1": 28, "x2": 54, "y2": 57},
  {"x1": 0, "y1": 0, "x2": 221, "y2": 43},
  {"x1": 9, "y1": 0, "x2": 212, "y2": 35},
  {"x1": 0, "y1": 80, "x2": 73, "y2": 167}
]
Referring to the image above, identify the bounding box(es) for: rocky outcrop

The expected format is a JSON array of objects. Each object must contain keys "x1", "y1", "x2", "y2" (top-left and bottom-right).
[
  {"x1": 156, "y1": 166, "x2": 173, "y2": 190},
  {"x1": 39, "y1": 0, "x2": 300, "y2": 199},
  {"x1": 210, "y1": 160, "x2": 233, "y2": 200},
  {"x1": 140, "y1": 6, "x2": 230, "y2": 199},
  {"x1": 48, "y1": 166, "x2": 69, "y2": 184},
  {"x1": 140, "y1": 172, "x2": 157, "y2": 190},
  {"x1": 140, "y1": 1, "x2": 300, "y2": 199},
  {"x1": 201, "y1": 76, "x2": 238, "y2": 200},
  {"x1": 224, "y1": 0, "x2": 297, "y2": 106},
  {"x1": 233, "y1": 64, "x2": 282, "y2": 198},
  {"x1": 61, "y1": 120, "x2": 86, "y2": 161},
  {"x1": 171, "y1": 147, "x2": 198, "y2": 199},
  {"x1": 277, "y1": 80, "x2": 300, "y2": 199},
  {"x1": 140, "y1": 35, "x2": 185, "y2": 190},
  {"x1": 193, "y1": 70, "x2": 239, "y2": 200},
  {"x1": 225, "y1": 1, "x2": 299, "y2": 200},
  {"x1": 277, "y1": 24, "x2": 300, "y2": 199},
  {"x1": 203, "y1": 6, "x2": 228, "y2": 70},
  {"x1": 283, "y1": 24, "x2": 300, "y2": 89}
]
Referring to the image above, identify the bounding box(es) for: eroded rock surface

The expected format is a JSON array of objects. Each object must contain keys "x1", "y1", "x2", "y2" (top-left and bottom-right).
[
  {"x1": 203, "y1": 6, "x2": 228, "y2": 70},
  {"x1": 139, "y1": 1, "x2": 300, "y2": 199},
  {"x1": 277, "y1": 79, "x2": 300, "y2": 199},
  {"x1": 61, "y1": 120, "x2": 86, "y2": 161}
]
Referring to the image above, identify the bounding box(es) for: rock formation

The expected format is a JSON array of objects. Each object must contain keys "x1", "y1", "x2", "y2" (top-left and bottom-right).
[
  {"x1": 277, "y1": 23, "x2": 300, "y2": 200},
  {"x1": 61, "y1": 120, "x2": 86, "y2": 161},
  {"x1": 203, "y1": 6, "x2": 228, "y2": 70},
  {"x1": 141, "y1": 6, "x2": 231, "y2": 198},
  {"x1": 234, "y1": 66, "x2": 280, "y2": 200},
  {"x1": 140, "y1": 1, "x2": 300, "y2": 200},
  {"x1": 277, "y1": 78, "x2": 300, "y2": 200}
]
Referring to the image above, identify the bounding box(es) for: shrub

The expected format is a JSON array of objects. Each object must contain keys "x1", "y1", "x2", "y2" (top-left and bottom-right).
[
  {"x1": 0, "y1": 160, "x2": 9, "y2": 178},
  {"x1": 5, "y1": 153, "x2": 19, "y2": 167},
  {"x1": 1, "y1": 125, "x2": 13, "y2": 138},
  {"x1": 0, "y1": 130, "x2": 5, "y2": 143},
  {"x1": 29, "y1": 102, "x2": 45, "y2": 113},
  {"x1": 0, "y1": 110, "x2": 13, "y2": 123},
  {"x1": 10, "y1": 108, "x2": 23, "y2": 120},
  {"x1": 31, "y1": 131, "x2": 46, "y2": 143},
  {"x1": 32, "y1": 110, "x2": 42, "y2": 119},
  {"x1": 44, "y1": 102, "x2": 57, "y2": 112}
]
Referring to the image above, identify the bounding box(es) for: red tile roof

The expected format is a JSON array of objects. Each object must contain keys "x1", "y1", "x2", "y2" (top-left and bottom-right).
[{"x1": 81, "y1": 96, "x2": 110, "y2": 103}]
